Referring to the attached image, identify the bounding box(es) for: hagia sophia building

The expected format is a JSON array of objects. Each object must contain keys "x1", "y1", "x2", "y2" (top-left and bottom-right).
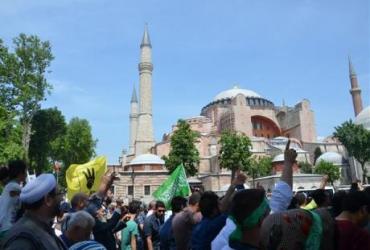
[{"x1": 111, "y1": 26, "x2": 370, "y2": 202}]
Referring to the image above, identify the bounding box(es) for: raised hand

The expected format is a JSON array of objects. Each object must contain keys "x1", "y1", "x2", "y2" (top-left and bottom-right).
[
  {"x1": 282, "y1": 140, "x2": 296, "y2": 188},
  {"x1": 97, "y1": 170, "x2": 118, "y2": 196},
  {"x1": 284, "y1": 140, "x2": 297, "y2": 165},
  {"x1": 232, "y1": 172, "x2": 247, "y2": 186},
  {"x1": 83, "y1": 168, "x2": 95, "y2": 190}
]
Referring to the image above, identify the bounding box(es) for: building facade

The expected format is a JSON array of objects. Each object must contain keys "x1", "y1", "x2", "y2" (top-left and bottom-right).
[
  {"x1": 154, "y1": 87, "x2": 322, "y2": 190},
  {"x1": 113, "y1": 29, "x2": 368, "y2": 200}
]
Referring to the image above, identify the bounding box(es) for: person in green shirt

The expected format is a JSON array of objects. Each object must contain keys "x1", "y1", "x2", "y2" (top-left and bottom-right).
[{"x1": 121, "y1": 200, "x2": 141, "y2": 250}]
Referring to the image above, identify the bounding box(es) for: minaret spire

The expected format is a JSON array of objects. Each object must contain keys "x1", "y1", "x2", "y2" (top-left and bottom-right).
[
  {"x1": 141, "y1": 23, "x2": 152, "y2": 48},
  {"x1": 135, "y1": 25, "x2": 155, "y2": 155},
  {"x1": 348, "y1": 57, "x2": 363, "y2": 116},
  {"x1": 131, "y1": 85, "x2": 138, "y2": 103},
  {"x1": 129, "y1": 84, "x2": 139, "y2": 154}
]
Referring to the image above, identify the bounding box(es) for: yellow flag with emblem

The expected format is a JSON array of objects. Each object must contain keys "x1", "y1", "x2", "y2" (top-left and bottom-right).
[{"x1": 66, "y1": 156, "x2": 107, "y2": 200}]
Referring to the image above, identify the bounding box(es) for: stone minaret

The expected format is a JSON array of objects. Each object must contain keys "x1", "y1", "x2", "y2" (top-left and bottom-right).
[
  {"x1": 135, "y1": 25, "x2": 155, "y2": 154},
  {"x1": 349, "y1": 57, "x2": 363, "y2": 116},
  {"x1": 129, "y1": 86, "x2": 138, "y2": 154}
]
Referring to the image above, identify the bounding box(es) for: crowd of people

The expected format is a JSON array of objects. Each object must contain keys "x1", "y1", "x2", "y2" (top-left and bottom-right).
[{"x1": 0, "y1": 140, "x2": 369, "y2": 250}]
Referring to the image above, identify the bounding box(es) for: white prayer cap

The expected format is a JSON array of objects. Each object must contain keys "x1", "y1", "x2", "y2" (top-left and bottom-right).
[{"x1": 20, "y1": 173, "x2": 57, "y2": 204}]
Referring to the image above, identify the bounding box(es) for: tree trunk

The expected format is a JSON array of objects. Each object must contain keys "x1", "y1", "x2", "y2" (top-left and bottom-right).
[
  {"x1": 231, "y1": 168, "x2": 240, "y2": 183},
  {"x1": 22, "y1": 121, "x2": 31, "y2": 163},
  {"x1": 231, "y1": 169, "x2": 236, "y2": 184}
]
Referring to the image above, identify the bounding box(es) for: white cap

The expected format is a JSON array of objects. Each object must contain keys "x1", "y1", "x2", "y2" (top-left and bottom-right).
[{"x1": 20, "y1": 174, "x2": 57, "y2": 204}]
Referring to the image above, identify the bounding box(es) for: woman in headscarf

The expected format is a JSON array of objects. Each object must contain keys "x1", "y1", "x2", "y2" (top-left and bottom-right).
[
  {"x1": 0, "y1": 160, "x2": 27, "y2": 240},
  {"x1": 259, "y1": 208, "x2": 335, "y2": 250}
]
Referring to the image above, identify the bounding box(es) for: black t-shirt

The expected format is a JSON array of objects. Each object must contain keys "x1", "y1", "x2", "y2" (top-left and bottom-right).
[{"x1": 144, "y1": 214, "x2": 164, "y2": 248}]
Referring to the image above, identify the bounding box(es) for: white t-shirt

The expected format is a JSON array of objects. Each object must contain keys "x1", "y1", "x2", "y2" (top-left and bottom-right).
[{"x1": 211, "y1": 218, "x2": 236, "y2": 250}]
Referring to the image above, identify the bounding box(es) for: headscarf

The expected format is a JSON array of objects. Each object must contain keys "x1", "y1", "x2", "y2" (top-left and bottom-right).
[
  {"x1": 0, "y1": 181, "x2": 22, "y2": 232},
  {"x1": 229, "y1": 197, "x2": 270, "y2": 243},
  {"x1": 260, "y1": 208, "x2": 334, "y2": 250}
]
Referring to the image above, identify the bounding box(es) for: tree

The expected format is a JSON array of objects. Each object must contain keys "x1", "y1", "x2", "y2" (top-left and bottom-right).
[
  {"x1": 249, "y1": 156, "x2": 272, "y2": 178},
  {"x1": 314, "y1": 160, "x2": 340, "y2": 186},
  {"x1": 29, "y1": 108, "x2": 66, "y2": 174},
  {"x1": 162, "y1": 119, "x2": 200, "y2": 176},
  {"x1": 299, "y1": 162, "x2": 313, "y2": 174},
  {"x1": 5, "y1": 34, "x2": 54, "y2": 162},
  {"x1": 334, "y1": 120, "x2": 370, "y2": 183},
  {"x1": 219, "y1": 130, "x2": 252, "y2": 181},
  {"x1": 0, "y1": 84, "x2": 24, "y2": 164},
  {"x1": 313, "y1": 147, "x2": 322, "y2": 165},
  {"x1": 0, "y1": 39, "x2": 24, "y2": 164},
  {"x1": 56, "y1": 117, "x2": 96, "y2": 186}
]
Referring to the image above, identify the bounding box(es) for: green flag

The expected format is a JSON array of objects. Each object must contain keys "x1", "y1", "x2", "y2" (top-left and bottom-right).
[{"x1": 152, "y1": 164, "x2": 191, "y2": 208}]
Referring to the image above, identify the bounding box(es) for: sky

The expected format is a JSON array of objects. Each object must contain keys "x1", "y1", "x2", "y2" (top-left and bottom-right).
[{"x1": 1, "y1": 0, "x2": 369, "y2": 164}]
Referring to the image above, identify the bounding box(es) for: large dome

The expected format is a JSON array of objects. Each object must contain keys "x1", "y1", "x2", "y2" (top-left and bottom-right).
[
  {"x1": 316, "y1": 152, "x2": 344, "y2": 166},
  {"x1": 130, "y1": 154, "x2": 165, "y2": 165},
  {"x1": 354, "y1": 106, "x2": 370, "y2": 130},
  {"x1": 213, "y1": 86, "x2": 261, "y2": 102}
]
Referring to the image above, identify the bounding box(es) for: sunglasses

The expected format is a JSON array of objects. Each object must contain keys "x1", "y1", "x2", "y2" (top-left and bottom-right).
[{"x1": 157, "y1": 209, "x2": 166, "y2": 213}]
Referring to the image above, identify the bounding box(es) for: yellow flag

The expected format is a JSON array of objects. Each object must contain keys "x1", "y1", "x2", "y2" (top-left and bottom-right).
[{"x1": 66, "y1": 156, "x2": 107, "y2": 200}]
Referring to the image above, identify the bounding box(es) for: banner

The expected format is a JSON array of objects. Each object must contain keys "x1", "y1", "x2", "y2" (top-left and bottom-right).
[
  {"x1": 66, "y1": 156, "x2": 107, "y2": 200},
  {"x1": 152, "y1": 164, "x2": 190, "y2": 208}
]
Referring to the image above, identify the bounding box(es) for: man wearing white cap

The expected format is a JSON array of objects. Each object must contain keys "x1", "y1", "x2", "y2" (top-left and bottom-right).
[{"x1": 1, "y1": 173, "x2": 67, "y2": 250}]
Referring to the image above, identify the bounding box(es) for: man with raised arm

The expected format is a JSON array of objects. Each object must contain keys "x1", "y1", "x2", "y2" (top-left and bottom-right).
[
  {"x1": 211, "y1": 140, "x2": 297, "y2": 249},
  {"x1": 269, "y1": 139, "x2": 296, "y2": 213}
]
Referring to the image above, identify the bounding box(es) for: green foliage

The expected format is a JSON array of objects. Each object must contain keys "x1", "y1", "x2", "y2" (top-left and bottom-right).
[
  {"x1": 11, "y1": 34, "x2": 54, "y2": 119},
  {"x1": 0, "y1": 121, "x2": 24, "y2": 165},
  {"x1": 0, "y1": 34, "x2": 54, "y2": 162},
  {"x1": 299, "y1": 162, "x2": 313, "y2": 174},
  {"x1": 334, "y1": 120, "x2": 370, "y2": 183},
  {"x1": 315, "y1": 160, "x2": 340, "y2": 185},
  {"x1": 313, "y1": 147, "x2": 322, "y2": 165},
  {"x1": 219, "y1": 130, "x2": 252, "y2": 180},
  {"x1": 29, "y1": 108, "x2": 66, "y2": 174},
  {"x1": 0, "y1": 39, "x2": 24, "y2": 164},
  {"x1": 249, "y1": 156, "x2": 273, "y2": 178},
  {"x1": 162, "y1": 119, "x2": 200, "y2": 176},
  {"x1": 0, "y1": 35, "x2": 97, "y2": 179},
  {"x1": 56, "y1": 117, "x2": 96, "y2": 187}
]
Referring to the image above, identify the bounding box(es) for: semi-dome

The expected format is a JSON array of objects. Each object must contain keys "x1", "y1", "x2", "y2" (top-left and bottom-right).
[
  {"x1": 316, "y1": 152, "x2": 344, "y2": 166},
  {"x1": 354, "y1": 106, "x2": 370, "y2": 130},
  {"x1": 272, "y1": 154, "x2": 284, "y2": 163},
  {"x1": 213, "y1": 86, "x2": 261, "y2": 102},
  {"x1": 130, "y1": 154, "x2": 165, "y2": 165},
  {"x1": 272, "y1": 152, "x2": 308, "y2": 163}
]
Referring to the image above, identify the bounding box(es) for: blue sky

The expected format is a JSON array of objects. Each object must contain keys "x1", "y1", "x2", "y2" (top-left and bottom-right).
[{"x1": 1, "y1": 0, "x2": 369, "y2": 163}]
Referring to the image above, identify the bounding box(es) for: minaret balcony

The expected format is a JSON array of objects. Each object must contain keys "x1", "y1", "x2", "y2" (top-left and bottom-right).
[{"x1": 138, "y1": 62, "x2": 153, "y2": 71}]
